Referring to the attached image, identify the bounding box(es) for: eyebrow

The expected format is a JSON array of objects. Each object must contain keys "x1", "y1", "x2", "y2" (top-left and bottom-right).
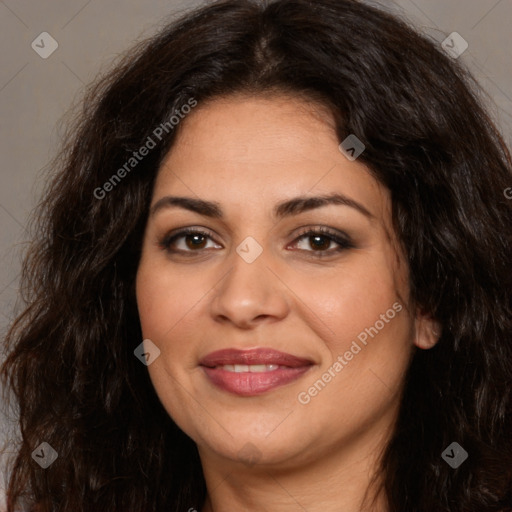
[{"x1": 150, "y1": 193, "x2": 374, "y2": 220}]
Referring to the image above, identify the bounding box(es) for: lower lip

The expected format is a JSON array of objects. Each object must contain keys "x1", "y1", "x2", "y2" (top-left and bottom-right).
[{"x1": 201, "y1": 366, "x2": 312, "y2": 396}]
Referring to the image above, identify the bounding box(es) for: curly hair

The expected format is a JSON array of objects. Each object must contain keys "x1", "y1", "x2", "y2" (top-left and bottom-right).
[{"x1": 2, "y1": 0, "x2": 512, "y2": 510}]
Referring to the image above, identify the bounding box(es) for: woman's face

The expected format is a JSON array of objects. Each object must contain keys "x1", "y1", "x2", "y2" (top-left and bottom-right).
[{"x1": 136, "y1": 94, "x2": 437, "y2": 470}]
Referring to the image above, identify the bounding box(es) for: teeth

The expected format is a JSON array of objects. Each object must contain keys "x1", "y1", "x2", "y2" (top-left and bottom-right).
[{"x1": 220, "y1": 364, "x2": 280, "y2": 373}]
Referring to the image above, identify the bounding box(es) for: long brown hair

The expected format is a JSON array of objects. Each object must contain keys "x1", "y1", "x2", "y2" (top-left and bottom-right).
[{"x1": 2, "y1": 1, "x2": 512, "y2": 510}]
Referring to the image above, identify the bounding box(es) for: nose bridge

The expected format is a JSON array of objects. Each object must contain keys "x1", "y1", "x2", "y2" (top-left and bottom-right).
[
  {"x1": 210, "y1": 237, "x2": 289, "y2": 326},
  {"x1": 220, "y1": 239, "x2": 273, "y2": 305}
]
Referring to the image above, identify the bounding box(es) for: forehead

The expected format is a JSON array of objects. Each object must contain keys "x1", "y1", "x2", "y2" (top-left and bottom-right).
[
  {"x1": 169, "y1": 94, "x2": 336, "y2": 161},
  {"x1": 155, "y1": 94, "x2": 387, "y2": 217}
]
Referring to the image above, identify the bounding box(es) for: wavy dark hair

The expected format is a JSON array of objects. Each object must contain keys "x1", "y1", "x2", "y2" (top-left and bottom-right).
[{"x1": 2, "y1": 0, "x2": 512, "y2": 510}]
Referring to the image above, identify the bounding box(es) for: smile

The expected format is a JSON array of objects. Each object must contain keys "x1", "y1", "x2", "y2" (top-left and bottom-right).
[{"x1": 199, "y1": 348, "x2": 314, "y2": 396}]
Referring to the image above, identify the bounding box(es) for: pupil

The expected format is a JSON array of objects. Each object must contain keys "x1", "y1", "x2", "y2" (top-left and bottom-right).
[
  {"x1": 186, "y1": 234, "x2": 206, "y2": 250},
  {"x1": 311, "y1": 235, "x2": 329, "y2": 250}
]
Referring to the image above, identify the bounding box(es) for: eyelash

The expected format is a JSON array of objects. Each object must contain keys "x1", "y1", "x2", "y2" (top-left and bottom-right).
[{"x1": 159, "y1": 226, "x2": 354, "y2": 258}]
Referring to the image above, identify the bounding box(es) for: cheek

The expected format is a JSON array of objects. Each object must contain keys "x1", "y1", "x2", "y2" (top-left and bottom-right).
[
  {"x1": 297, "y1": 296, "x2": 412, "y2": 437},
  {"x1": 291, "y1": 250, "x2": 414, "y2": 406},
  {"x1": 136, "y1": 258, "x2": 200, "y2": 340},
  {"x1": 291, "y1": 252, "x2": 407, "y2": 350},
  {"x1": 135, "y1": 262, "x2": 203, "y2": 414}
]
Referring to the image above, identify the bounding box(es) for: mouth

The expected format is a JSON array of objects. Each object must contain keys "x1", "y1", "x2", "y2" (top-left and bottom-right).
[{"x1": 199, "y1": 348, "x2": 314, "y2": 396}]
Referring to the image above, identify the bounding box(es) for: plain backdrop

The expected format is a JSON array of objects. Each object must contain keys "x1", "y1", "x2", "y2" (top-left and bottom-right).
[{"x1": 1, "y1": 0, "x2": 511, "y2": 500}]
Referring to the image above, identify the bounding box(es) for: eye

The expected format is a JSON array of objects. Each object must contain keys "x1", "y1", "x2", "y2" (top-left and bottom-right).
[
  {"x1": 159, "y1": 226, "x2": 354, "y2": 257},
  {"x1": 290, "y1": 227, "x2": 354, "y2": 256},
  {"x1": 159, "y1": 227, "x2": 221, "y2": 254}
]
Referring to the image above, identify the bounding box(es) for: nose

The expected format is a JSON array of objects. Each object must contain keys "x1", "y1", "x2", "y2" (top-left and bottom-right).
[{"x1": 209, "y1": 247, "x2": 290, "y2": 329}]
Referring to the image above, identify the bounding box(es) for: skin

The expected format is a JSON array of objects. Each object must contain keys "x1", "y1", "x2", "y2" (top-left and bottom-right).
[{"x1": 136, "y1": 94, "x2": 440, "y2": 512}]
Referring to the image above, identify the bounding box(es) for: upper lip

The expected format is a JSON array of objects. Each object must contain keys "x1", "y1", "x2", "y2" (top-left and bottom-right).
[{"x1": 199, "y1": 348, "x2": 314, "y2": 368}]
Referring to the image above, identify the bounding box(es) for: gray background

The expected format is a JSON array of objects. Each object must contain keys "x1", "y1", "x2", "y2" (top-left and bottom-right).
[{"x1": 0, "y1": 0, "x2": 511, "y2": 503}]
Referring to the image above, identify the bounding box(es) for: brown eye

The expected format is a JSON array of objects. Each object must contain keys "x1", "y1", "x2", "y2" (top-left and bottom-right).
[
  {"x1": 308, "y1": 234, "x2": 332, "y2": 251},
  {"x1": 184, "y1": 233, "x2": 208, "y2": 250},
  {"x1": 160, "y1": 228, "x2": 221, "y2": 254},
  {"x1": 291, "y1": 227, "x2": 354, "y2": 256}
]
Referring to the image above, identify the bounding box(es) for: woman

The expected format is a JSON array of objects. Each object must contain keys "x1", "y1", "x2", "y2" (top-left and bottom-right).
[{"x1": 2, "y1": 0, "x2": 511, "y2": 511}]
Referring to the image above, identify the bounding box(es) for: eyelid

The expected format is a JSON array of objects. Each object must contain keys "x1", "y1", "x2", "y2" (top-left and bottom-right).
[
  {"x1": 159, "y1": 224, "x2": 354, "y2": 257},
  {"x1": 288, "y1": 226, "x2": 354, "y2": 252},
  {"x1": 159, "y1": 226, "x2": 219, "y2": 250}
]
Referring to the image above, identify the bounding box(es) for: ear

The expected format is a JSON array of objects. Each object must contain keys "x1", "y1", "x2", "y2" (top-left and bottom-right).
[{"x1": 414, "y1": 310, "x2": 442, "y2": 350}]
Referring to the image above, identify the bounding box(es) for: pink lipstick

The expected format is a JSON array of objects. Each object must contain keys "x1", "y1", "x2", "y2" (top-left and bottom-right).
[{"x1": 199, "y1": 348, "x2": 313, "y2": 396}]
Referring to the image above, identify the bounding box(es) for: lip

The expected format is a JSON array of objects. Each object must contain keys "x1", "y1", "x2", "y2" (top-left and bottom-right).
[
  {"x1": 199, "y1": 348, "x2": 314, "y2": 396},
  {"x1": 200, "y1": 348, "x2": 313, "y2": 368}
]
